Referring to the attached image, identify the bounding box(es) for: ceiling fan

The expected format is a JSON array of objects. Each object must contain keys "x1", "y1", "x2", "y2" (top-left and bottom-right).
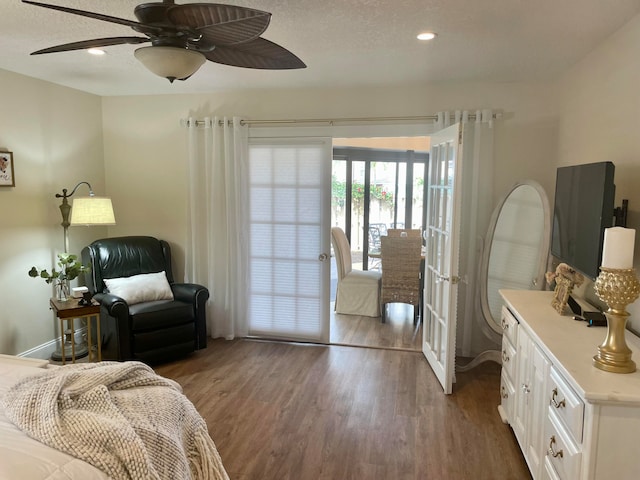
[{"x1": 22, "y1": 0, "x2": 306, "y2": 82}]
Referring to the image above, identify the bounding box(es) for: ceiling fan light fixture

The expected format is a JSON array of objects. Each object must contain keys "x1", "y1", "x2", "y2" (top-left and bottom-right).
[{"x1": 134, "y1": 46, "x2": 206, "y2": 82}]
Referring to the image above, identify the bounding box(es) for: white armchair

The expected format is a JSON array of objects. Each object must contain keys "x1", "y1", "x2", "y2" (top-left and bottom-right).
[{"x1": 331, "y1": 227, "x2": 381, "y2": 317}]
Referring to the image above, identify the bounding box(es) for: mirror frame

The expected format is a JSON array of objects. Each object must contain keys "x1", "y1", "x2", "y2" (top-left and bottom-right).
[{"x1": 478, "y1": 180, "x2": 551, "y2": 338}]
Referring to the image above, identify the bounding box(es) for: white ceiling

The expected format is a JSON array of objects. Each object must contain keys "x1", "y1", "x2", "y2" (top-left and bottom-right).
[{"x1": 1, "y1": 0, "x2": 639, "y2": 97}]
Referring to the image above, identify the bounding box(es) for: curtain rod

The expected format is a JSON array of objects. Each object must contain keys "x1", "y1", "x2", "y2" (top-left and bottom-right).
[{"x1": 182, "y1": 112, "x2": 501, "y2": 127}]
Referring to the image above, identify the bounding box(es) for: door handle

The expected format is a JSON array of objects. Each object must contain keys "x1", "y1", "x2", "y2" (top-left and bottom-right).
[
  {"x1": 318, "y1": 253, "x2": 329, "y2": 262},
  {"x1": 436, "y1": 274, "x2": 460, "y2": 284}
]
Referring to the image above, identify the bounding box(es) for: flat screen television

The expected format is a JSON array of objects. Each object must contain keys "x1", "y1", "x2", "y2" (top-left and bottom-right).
[{"x1": 550, "y1": 161, "x2": 616, "y2": 280}]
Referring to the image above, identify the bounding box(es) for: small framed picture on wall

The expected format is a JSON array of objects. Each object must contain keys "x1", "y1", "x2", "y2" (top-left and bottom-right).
[{"x1": 0, "y1": 152, "x2": 15, "y2": 187}]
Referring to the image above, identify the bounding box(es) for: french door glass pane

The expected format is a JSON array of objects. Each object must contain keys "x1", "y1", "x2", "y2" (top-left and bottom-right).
[
  {"x1": 350, "y1": 160, "x2": 365, "y2": 263},
  {"x1": 369, "y1": 161, "x2": 395, "y2": 232},
  {"x1": 393, "y1": 163, "x2": 407, "y2": 228},
  {"x1": 331, "y1": 160, "x2": 347, "y2": 229},
  {"x1": 412, "y1": 164, "x2": 426, "y2": 230}
]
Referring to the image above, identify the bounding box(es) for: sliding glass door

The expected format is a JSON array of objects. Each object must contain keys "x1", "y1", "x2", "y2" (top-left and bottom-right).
[{"x1": 331, "y1": 146, "x2": 428, "y2": 270}]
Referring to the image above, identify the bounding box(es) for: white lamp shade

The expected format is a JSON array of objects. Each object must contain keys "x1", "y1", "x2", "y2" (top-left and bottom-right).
[
  {"x1": 70, "y1": 197, "x2": 116, "y2": 226},
  {"x1": 601, "y1": 227, "x2": 636, "y2": 269},
  {"x1": 134, "y1": 46, "x2": 206, "y2": 81}
]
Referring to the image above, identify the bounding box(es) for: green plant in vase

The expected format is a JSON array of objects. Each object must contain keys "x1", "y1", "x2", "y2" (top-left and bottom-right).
[{"x1": 28, "y1": 253, "x2": 90, "y2": 301}]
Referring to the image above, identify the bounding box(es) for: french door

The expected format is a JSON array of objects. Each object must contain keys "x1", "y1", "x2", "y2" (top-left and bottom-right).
[
  {"x1": 247, "y1": 138, "x2": 332, "y2": 343},
  {"x1": 422, "y1": 124, "x2": 463, "y2": 394}
]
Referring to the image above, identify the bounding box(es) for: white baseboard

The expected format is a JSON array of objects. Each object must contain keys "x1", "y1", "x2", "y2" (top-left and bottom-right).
[{"x1": 19, "y1": 327, "x2": 88, "y2": 360}]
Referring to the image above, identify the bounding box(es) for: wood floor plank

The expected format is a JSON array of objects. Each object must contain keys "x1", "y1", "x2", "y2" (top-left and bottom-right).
[
  {"x1": 331, "y1": 303, "x2": 422, "y2": 351},
  {"x1": 155, "y1": 339, "x2": 530, "y2": 480}
]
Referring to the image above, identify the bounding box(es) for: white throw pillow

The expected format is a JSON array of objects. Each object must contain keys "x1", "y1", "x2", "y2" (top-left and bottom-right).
[{"x1": 104, "y1": 271, "x2": 174, "y2": 305}]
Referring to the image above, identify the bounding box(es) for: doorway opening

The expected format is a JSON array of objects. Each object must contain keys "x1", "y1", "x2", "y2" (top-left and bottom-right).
[{"x1": 329, "y1": 136, "x2": 430, "y2": 351}]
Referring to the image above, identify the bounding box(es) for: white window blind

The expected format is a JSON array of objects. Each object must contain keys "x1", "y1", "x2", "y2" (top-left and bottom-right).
[{"x1": 248, "y1": 140, "x2": 331, "y2": 342}]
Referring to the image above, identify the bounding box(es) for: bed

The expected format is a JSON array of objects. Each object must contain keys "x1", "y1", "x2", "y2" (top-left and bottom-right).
[{"x1": 0, "y1": 355, "x2": 228, "y2": 480}]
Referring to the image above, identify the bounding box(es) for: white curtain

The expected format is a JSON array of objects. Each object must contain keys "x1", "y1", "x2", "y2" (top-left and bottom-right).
[
  {"x1": 186, "y1": 117, "x2": 250, "y2": 339},
  {"x1": 435, "y1": 110, "x2": 495, "y2": 356}
]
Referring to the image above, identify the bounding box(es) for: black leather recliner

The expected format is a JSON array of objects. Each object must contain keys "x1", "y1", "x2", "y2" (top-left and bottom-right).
[{"x1": 82, "y1": 236, "x2": 208, "y2": 364}]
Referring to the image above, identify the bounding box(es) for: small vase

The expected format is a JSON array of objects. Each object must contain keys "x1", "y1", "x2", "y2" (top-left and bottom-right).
[{"x1": 56, "y1": 280, "x2": 70, "y2": 301}]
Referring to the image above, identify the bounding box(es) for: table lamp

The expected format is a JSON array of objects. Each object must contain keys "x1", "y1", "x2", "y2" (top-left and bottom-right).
[{"x1": 593, "y1": 227, "x2": 640, "y2": 373}]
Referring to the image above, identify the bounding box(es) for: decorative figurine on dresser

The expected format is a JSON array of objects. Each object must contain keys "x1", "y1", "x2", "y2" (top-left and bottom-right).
[{"x1": 545, "y1": 262, "x2": 584, "y2": 315}]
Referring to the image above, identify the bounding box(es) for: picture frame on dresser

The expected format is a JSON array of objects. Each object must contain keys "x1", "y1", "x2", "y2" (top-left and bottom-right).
[
  {"x1": 550, "y1": 276, "x2": 572, "y2": 315},
  {"x1": 0, "y1": 151, "x2": 15, "y2": 187}
]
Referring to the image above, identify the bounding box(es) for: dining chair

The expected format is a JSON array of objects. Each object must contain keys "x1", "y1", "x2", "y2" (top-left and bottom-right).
[
  {"x1": 387, "y1": 228, "x2": 422, "y2": 238},
  {"x1": 331, "y1": 227, "x2": 382, "y2": 317},
  {"x1": 379, "y1": 234, "x2": 422, "y2": 323}
]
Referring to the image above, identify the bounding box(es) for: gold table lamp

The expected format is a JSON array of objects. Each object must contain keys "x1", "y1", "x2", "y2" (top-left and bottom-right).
[{"x1": 593, "y1": 227, "x2": 639, "y2": 374}]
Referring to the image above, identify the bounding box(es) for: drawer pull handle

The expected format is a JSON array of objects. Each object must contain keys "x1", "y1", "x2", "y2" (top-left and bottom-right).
[
  {"x1": 548, "y1": 435, "x2": 564, "y2": 459},
  {"x1": 502, "y1": 350, "x2": 509, "y2": 363},
  {"x1": 550, "y1": 388, "x2": 566, "y2": 409},
  {"x1": 501, "y1": 385, "x2": 509, "y2": 399},
  {"x1": 521, "y1": 384, "x2": 530, "y2": 394},
  {"x1": 501, "y1": 318, "x2": 509, "y2": 331}
]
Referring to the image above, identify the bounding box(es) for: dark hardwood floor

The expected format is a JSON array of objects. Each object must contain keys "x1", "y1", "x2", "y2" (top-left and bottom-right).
[{"x1": 155, "y1": 339, "x2": 530, "y2": 480}]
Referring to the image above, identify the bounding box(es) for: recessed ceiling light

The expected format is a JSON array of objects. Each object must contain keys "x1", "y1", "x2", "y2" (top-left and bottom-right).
[
  {"x1": 87, "y1": 48, "x2": 106, "y2": 56},
  {"x1": 417, "y1": 32, "x2": 437, "y2": 41}
]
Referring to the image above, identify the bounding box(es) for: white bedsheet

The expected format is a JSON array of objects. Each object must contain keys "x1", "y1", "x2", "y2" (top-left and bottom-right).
[{"x1": 0, "y1": 361, "x2": 110, "y2": 480}]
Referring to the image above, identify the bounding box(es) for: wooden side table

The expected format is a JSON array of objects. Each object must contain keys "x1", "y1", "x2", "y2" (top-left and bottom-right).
[{"x1": 49, "y1": 298, "x2": 101, "y2": 364}]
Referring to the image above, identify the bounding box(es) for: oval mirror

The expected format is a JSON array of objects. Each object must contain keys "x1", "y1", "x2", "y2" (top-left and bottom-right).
[{"x1": 479, "y1": 181, "x2": 551, "y2": 339}]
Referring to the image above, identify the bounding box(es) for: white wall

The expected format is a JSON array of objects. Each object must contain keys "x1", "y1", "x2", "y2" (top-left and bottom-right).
[
  {"x1": 0, "y1": 69, "x2": 106, "y2": 355},
  {"x1": 556, "y1": 14, "x2": 640, "y2": 334},
  {"x1": 0, "y1": 63, "x2": 565, "y2": 358},
  {"x1": 102, "y1": 82, "x2": 559, "y2": 355}
]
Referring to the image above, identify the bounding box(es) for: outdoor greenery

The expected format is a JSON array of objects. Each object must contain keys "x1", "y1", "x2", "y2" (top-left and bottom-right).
[{"x1": 331, "y1": 176, "x2": 394, "y2": 207}]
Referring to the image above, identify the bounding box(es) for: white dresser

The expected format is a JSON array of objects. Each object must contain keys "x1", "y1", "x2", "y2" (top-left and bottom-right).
[{"x1": 498, "y1": 290, "x2": 640, "y2": 480}]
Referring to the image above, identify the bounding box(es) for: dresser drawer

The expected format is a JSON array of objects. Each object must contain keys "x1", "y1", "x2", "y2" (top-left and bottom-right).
[
  {"x1": 542, "y1": 456, "x2": 562, "y2": 480},
  {"x1": 500, "y1": 370, "x2": 516, "y2": 423},
  {"x1": 548, "y1": 367, "x2": 584, "y2": 444},
  {"x1": 545, "y1": 411, "x2": 582, "y2": 480},
  {"x1": 501, "y1": 336, "x2": 517, "y2": 380},
  {"x1": 501, "y1": 306, "x2": 518, "y2": 345}
]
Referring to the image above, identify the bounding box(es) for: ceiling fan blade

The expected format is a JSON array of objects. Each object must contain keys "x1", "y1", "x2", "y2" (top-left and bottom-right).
[
  {"x1": 204, "y1": 37, "x2": 306, "y2": 70},
  {"x1": 22, "y1": 0, "x2": 158, "y2": 32},
  {"x1": 31, "y1": 37, "x2": 150, "y2": 55},
  {"x1": 168, "y1": 4, "x2": 270, "y2": 46}
]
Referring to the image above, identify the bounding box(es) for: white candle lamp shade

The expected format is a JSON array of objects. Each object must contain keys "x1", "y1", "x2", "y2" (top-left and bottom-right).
[
  {"x1": 593, "y1": 226, "x2": 639, "y2": 373},
  {"x1": 601, "y1": 227, "x2": 636, "y2": 270},
  {"x1": 70, "y1": 197, "x2": 116, "y2": 226}
]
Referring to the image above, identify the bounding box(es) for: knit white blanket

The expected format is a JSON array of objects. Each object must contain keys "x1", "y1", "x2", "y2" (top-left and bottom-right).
[{"x1": 1, "y1": 361, "x2": 229, "y2": 480}]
